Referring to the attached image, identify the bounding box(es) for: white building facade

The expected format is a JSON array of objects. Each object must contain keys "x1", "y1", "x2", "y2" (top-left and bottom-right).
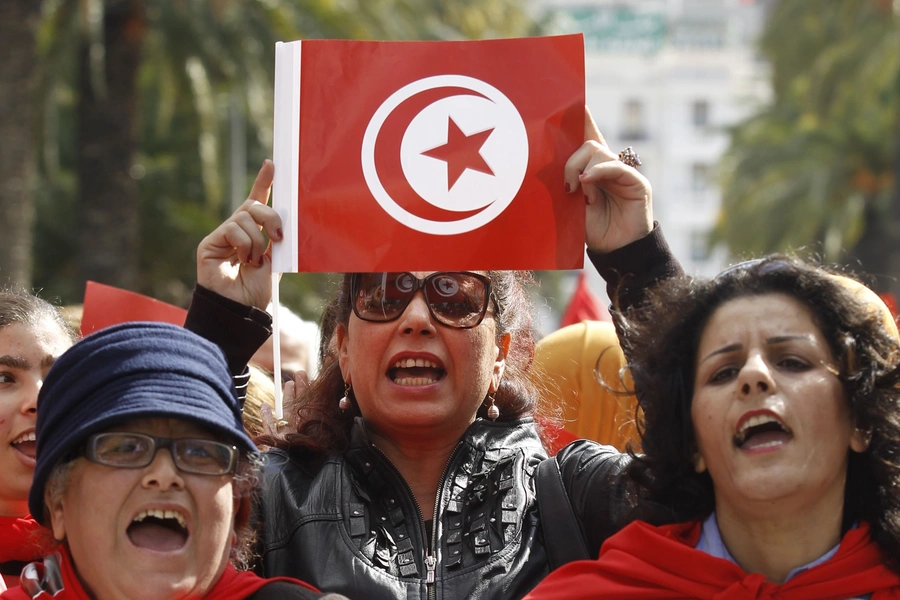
[{"x1": 537, "y1": 0, "x2": 772, "y2": 315}]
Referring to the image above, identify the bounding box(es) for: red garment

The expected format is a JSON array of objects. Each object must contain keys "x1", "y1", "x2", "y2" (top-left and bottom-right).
[
  {"x1": 0, "y1": 515, "x2": 48, "y2": 590},
  {"x1": 0, "y1": 545, "x2": 318, "y2": 599},
  {"x1": 524, "y1": 520, "x2": 900, "y2": 600}
]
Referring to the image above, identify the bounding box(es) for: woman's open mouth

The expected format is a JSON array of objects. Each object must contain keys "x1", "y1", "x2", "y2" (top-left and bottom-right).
[
  {"x1": 387, "y1": 358, "x2": 446, "y2": 387},
  {"x1": 734, "y1": 413, "x2": 793, "y2": 451},
  {"x1": 127, "y1": 509, "x2": 189, "y2": 552},
  {"x1": 11, "y1": 431, "x2": 37, "y2": 467}
]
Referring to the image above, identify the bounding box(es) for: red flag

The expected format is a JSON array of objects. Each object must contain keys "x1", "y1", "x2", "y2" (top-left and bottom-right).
[
  {"x1": 559, "y1": 271, "x2": 609, "y2": 328},
  {"x1": 272, "y1": 35, "x2": 585, "y2": 272},
  {"x1": 80, "y1": 281, "x2": 187, "y2": 336}
]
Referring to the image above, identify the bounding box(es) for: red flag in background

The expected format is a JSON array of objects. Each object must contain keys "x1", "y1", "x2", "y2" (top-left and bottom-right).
[
  {"x1": 80, "y1": 281, "x2": 187, "y2": 336},
  {"x1": 559, "y1": 271, "x2": 609, "y2": 328},
  {"x1": 272, "y1": 35, "x2": 585, "y2": 272}
]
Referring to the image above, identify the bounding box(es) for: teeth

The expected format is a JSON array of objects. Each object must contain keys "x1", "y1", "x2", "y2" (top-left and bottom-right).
[
  {"x1": 393, "y1": 358, "x2": 439, "y2": 369},
  {"x1": 738, "y1": 414, "x2": 784, "y2": 435},
  {"x1": 11, "y1": 432, "x2": 35, "y2": 445},
  {"x1": 395, "y1": 377, "x2": 438, "y2": 386},
  {"x1": 133, "y1": 509, "x2": 187, "y2": 530}
]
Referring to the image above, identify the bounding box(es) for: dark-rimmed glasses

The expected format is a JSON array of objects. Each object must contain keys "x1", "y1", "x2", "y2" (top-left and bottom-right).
[
  {"x1": 350, "y1": 272, "x2": 493, "y2": 329},
  {"x1": 84, "y1": 432, "x2": 238, "y2": 476}
]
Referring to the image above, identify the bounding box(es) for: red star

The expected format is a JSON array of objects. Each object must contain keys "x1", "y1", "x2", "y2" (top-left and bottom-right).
[{"x1": 421, "y1": 117, "x2": 495, "y2": 190}]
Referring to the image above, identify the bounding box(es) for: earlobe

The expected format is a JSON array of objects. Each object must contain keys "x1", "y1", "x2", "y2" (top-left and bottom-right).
[
  {"x1": 693, "y1": 452, "x2": 707, "y2": 474},
  {"x1": 336, "y1": 323, "x2": 350, "y2": 377},
  {"x1": 491, "y1": 333, "x2": 511, "y2": 392},
  {"x1": 850, "y1": 427, "x2": 871, "y2": 453},
  {"x1": 46, "y1": 492, "x2": 66, "y2": 542}
]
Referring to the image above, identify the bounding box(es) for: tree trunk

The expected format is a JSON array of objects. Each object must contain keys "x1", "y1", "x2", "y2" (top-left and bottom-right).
[
  {"x1": 0, "y1": 0, "x2": 41, "y2": 289},
  {"x1": 76, "y1": 0, "x2": 145, "y2": 290}
]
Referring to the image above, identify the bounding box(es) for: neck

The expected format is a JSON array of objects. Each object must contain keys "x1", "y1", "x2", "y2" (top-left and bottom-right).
[
  {"x1": 0, "y1": 498, "x2": 30, "y2": 518},
  {"x1": 714, "y1": 491, "x2": 846, "y2": 584},
  {"x1": 368, "y1": 429, "x2": 462, "y2": 516}
]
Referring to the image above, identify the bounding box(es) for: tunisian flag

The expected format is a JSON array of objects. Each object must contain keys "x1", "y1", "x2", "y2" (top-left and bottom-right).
[{"x1": 272, "y1": 35, "x2": 585, "y2": 273}]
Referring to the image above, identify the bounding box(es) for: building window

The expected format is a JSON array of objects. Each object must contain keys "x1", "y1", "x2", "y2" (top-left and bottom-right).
[
  {"x1": 691, "y1": 163, "x2": 713, "y2": 192},
  {"x1": 690, "y1": 230, "x2": 710, "y2": 262},
  {"x1": 621, "y1": 99, "x2": 646, "y2": 140},
  {"x1": 692, "y1": 100, "x2": 709, "y2": 127}
]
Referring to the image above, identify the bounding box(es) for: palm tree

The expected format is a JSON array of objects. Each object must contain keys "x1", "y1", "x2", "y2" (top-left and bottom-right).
[
  {"x1": 32, "y1": 0, "x2": 540, "y2": 306},
  {"x1": 714, "y1": 0, "x2": 900, "y2": 292},
  {"x1": 0, "y1": 0, "x2": 43, "y2": 289}
]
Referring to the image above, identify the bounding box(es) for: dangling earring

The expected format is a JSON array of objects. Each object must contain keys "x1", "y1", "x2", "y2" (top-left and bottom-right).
[
  {"x1": 486, "y1": 393, "x2": 499, "y2": 421},
  {"x1": 339, "y1": 382, "x2": 352, "y2": 412}
]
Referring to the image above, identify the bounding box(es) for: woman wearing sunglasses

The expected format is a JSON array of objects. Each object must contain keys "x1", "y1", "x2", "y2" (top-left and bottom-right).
[
  {"x1": 524, "y1": 258, "x2": 900, "y2": 599},
  {"x1": 0, "y1": 322, "x2": 346, "y2": 600},
  {"x1": 184, "y1": 114, "x2": 672, "y2": 599}
]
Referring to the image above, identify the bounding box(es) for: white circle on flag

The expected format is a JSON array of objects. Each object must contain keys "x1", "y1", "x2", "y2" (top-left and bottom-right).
[{"x1": 361, "y1": 75, "x2": 529, "y2": 235}]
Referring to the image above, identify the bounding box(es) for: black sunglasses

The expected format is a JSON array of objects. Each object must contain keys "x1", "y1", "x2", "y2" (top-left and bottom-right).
[
  {"x1": 350, "y1": 272, "x2": 494, "y2": 329},
  {"x1": 83, "y1": 432, "x2": 238, "y2": 476}
]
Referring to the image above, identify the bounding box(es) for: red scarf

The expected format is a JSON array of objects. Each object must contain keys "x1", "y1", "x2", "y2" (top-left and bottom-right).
[
  {"x1": 525, "y1": 520, "x2": 900, "y2": 600},
  {"x1": 0, "y1": 545, "x2": 318, "y2": 599},
  {"x1": 0, "y1": 515, "x2": 46, "y2": 563},
  {"x1": 0, "y1": 515, "x2": 49, "y2": 590}
]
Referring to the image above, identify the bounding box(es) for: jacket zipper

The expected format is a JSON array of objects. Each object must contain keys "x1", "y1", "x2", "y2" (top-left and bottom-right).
[{"x1": 370, "y1": 441, "x2": 462, "y2": 600}]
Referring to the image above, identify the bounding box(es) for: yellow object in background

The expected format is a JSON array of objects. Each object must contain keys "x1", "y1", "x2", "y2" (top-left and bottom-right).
[{"x1": 533, "y1": 321, "x2": 639, "y2": 452}]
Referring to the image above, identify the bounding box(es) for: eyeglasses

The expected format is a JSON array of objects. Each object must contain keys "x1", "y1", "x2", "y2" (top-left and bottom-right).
[
  {"x1": 350, "y1": 272, "x2": 494, "y2": 329},
  {"x1": 83, "y1": 432, "x2": 238, "y2": 476}
]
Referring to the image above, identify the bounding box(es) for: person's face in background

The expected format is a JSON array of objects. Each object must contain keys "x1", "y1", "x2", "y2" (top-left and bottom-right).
[
  {"x1": 47, "y1": 417, "x2": 238, "y2": 600},
  {"x1": 0, "y1": 318, "x2": 72, "y2": 516}
]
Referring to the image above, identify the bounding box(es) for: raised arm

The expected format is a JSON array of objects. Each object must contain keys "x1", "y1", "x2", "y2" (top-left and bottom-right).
[{"x1": 567, "y1": 108, "x2": 682, "y2": 311}]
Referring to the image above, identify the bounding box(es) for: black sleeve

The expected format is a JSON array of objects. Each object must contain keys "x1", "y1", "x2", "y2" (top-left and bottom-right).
[
  {"x1": 555, "y1": 440, "x2": 634, "y2": 558},
  {"x1": 246, "y1": 581, "x2": 347, "y2": 599},
  {"x1": 183, "y1": 284, "x2": 273, "y2": 377},
  {"x1": 586, "y1": 223, "x2": 684, "y2": 313}
]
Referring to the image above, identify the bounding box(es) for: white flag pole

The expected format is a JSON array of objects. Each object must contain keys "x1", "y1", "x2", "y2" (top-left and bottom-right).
[{"x1": 272, "y1": 272, "x2": 284, "y2": 420}]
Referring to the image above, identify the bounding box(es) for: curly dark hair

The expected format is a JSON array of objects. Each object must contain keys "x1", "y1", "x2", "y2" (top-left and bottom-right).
[
  {"x1": 616, "y1": 255, "x2": 900, "y2": 570},
  {"x1": 262, "y1": 271, "x2": 553, "y2": 455}
]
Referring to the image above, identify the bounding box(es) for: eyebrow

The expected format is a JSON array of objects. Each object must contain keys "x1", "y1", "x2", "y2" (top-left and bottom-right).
[
  {"x1": 699, "y1": 334, "x2": 818, "y2": 364},
  {"x1": 0, "y1": 354, "x2": 57, "y2": 370}
]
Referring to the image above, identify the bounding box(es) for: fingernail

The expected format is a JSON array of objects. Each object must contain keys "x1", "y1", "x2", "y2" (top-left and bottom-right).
[
  {"x1": 565, "y1": 183, "x2": 571, "y2": 193},
  {"x1": 276, "y1": 228, "x2": 283, "y2": 240}
]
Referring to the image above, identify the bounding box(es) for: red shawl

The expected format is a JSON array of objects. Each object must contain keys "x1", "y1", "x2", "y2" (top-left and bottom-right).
[
  {"x1": 0, "y1": 515, "x2": 48, "y2": 590},
  {"x1": 524, "y1": 520, "x2": 900, "y2": 600},
  {"x1": 0, "y1": 545, "x2": 318, "y2": 599}
]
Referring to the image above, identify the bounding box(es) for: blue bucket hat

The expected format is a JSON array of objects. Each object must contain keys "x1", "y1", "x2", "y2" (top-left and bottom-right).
[{"x1": 29, "y1": 322, "x2": 256, "y2": 522}]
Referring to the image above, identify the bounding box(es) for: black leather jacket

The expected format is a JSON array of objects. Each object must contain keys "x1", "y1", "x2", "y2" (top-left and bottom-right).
[
  {"x1": 182, "y1": 226, "x2": 681, "y2": 600},
  {"x1": 255, "y1": 418, "x2": 630, "y2": 600}
]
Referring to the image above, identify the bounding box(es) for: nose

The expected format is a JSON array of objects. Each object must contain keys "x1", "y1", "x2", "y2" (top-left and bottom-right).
[
  {"x1": 20, "y1": 378, "x2": 40, "y2": 416},
  {"x1": 737, "y1": 353, "x2": 775, "y2": 398},
  {"x1": 396, "y1": 292, "x2": 436, "y2": 336},
  {"x1": 141, "y1": 449, "x2": 186, "y2": 491}
]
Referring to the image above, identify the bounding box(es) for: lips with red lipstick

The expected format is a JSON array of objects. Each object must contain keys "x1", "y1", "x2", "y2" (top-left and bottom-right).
[
  {"x1": 387, "y1": 357, "x2": 446, "y2": 386},
  {"x1": 734, "y1": 411, "x2": 793, "y2": 450}
]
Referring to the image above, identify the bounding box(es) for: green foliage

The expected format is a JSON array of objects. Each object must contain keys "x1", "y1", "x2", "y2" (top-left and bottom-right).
[
  {"x1": 713, "y1": 0, "x2": 899, "y2": 263},
  {"x1": 31, "y1": 0, "x2": 543, "y2": 316}
]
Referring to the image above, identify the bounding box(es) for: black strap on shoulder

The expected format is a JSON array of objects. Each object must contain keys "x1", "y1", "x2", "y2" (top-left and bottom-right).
[{"x1": 536, "y1": 456, "x2": 591, "y2": 571}]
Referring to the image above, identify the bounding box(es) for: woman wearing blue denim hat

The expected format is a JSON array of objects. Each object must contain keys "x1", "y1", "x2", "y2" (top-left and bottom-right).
[{"x1": 0, "y1": 322, "x2": 347, "y2": 600}]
